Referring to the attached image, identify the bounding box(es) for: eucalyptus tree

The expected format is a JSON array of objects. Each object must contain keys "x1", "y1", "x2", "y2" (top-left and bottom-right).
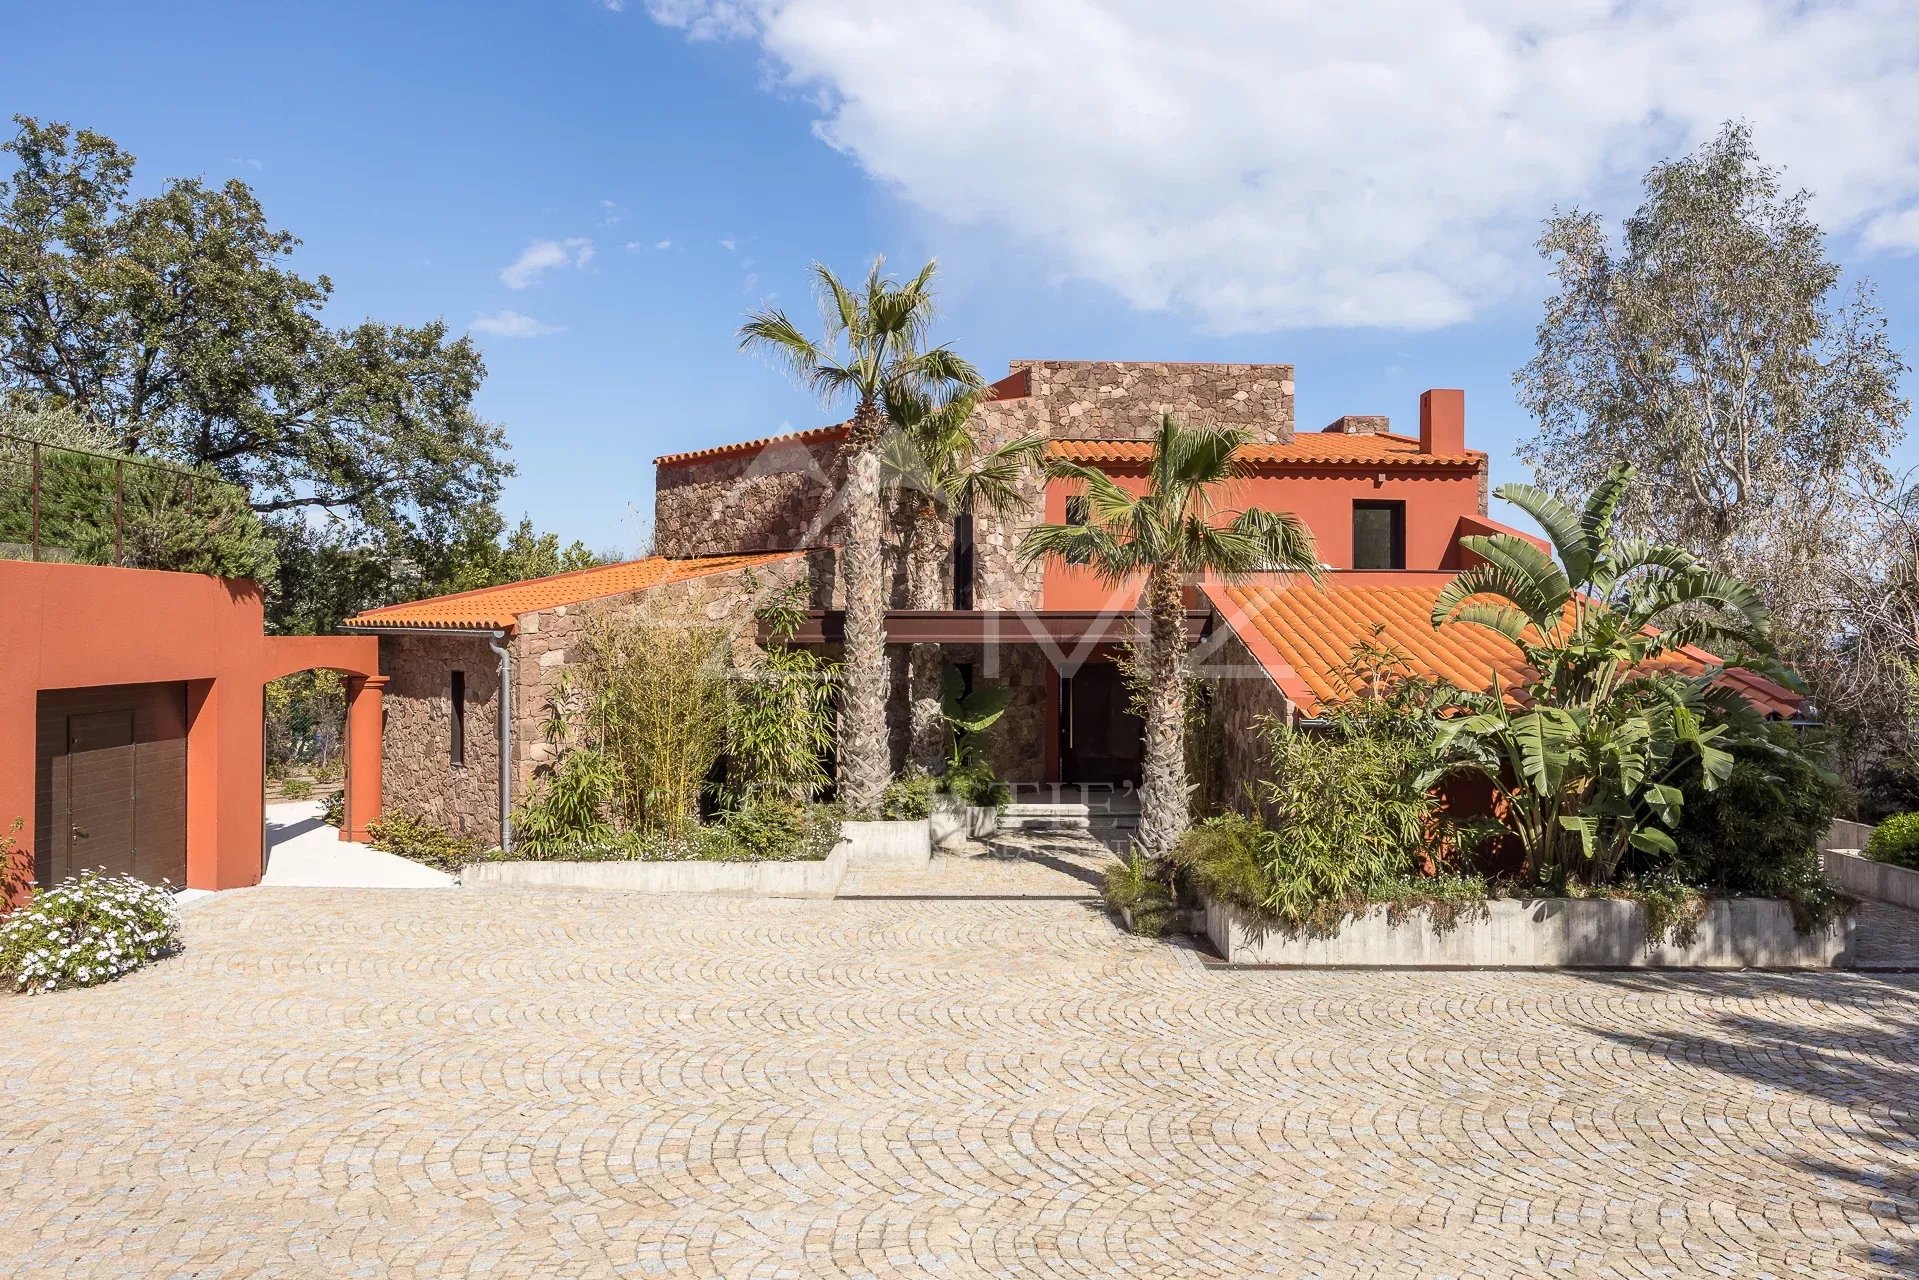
[
  {"x1": 1429, "y1": 465, "x2": 1779, "y2": 885},
  {"x1": 882, "y1": 386, "x2": 1043, "y2": 769},
  {"x1": 1020, "y1": 416, "x2": 1319, "y2": 858},
  {"x1": 739, "y1": 260, "x2": 982, "y2": 815}
]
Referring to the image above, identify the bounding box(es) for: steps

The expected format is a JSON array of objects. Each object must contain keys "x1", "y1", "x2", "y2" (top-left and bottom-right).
[{"x1": 999, "y1": 803, "x2": 1090, "y2": 833}]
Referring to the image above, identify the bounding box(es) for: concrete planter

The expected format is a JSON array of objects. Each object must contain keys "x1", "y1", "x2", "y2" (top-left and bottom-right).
[
  {"x1": 1204, "y1": 896, "x2": 1855, "y2": 969},
  {"x1": 841, "y1": 819, "x2": 932, "y2": 869},
  {"x1": 929, "y1": 803, "x2": 1000, "y2": 848},
  {"x1": 1824, "y1": 849, "x2": 1919, "y2": 911},
  {"x1": 462, "y1": 844, "x2": 847, "y2": 898}
]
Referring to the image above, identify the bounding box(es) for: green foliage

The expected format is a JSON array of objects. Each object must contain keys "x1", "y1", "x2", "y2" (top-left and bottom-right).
[
  {"x1": 1867, "y1": 812, "x2": 1919, "y2": 871},
  {"x1": 426, "y1": 512, "x2": 601, "y2": 597},
  {"x1": 492, "y1": 797, "x2": 844, "y2": 865},
  {"x1": 728, "y1": 587, "x2": 836, "y2": 804},
  {"x1": 1429, "y1": 465, "x2": 1786, "y2": 888},
  {"x1": 319, "y1": 790, "x2": 344, "y2": 829},
  {"x1": 1167, "y1": 813, "x2": 1270, "y2": 917},
  {"x1": 514, "y1": 746, "x2": 617, "y2": 856},
  {"x1": 367, "y1": 809, "x2": 484, "y2": 872},
  {"x1": 279, "y1": 777, "x2": 315, "y2": 802},
  {"x1": 0, "y1": 118, "x2": 509, "y2": 561},
  {"x1": 939, "y1": 664, "x2": 1011, "y2": 765},
  {"x1": 0, "y1": 869, "x2": 182, "y2": 993},
  {"x1": 265, "y1": 670, "x2": 344, "y2": 777},
  {"x1": 880, "y1": 767, "x2": 937, "y2": 821},
  {"x1": 1103, "y1": 849, "x2": 1177, "y2": 938},
  {"x1": 0, "y1": 426, "x2": 277, "y2": 581},
  {"x1": 578, "y1": 608, "x2": 732, "y2": 835},
  {"x1": 940, "y1": 755, "x2": 1011, "y2": 808}
]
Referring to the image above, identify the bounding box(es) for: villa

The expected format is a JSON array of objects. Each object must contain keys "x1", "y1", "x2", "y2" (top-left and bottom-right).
[{"x1": 346, "y1": 359, "x2": 1800, "y2": 843}]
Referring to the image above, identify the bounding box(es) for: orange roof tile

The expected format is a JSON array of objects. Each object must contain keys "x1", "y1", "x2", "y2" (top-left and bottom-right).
[
  {"x1": 1206, "y1": 573, "x2": 1800, "y2": 718},
  {"x1": 1050, "y1": 432, "x2": 1481, "y2": 468},
  {"x1": 345, "y1": 551, "x2": 804, "y2": 631},
  {"x1": 655, "y1": 423, "x2": 850, "y2": 468}
]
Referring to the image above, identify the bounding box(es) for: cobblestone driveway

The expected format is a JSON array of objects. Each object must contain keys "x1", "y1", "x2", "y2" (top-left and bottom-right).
[{"x1": 3, "y1": 843, "x2": 1917, "y2": 1278}]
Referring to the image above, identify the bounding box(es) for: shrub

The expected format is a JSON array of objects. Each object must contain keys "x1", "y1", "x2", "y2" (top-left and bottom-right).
[
  {"x1": 940, "y1": 755, "x2": 1011, "y2": 808},
  {"x1": 0, "y1": 870, "x2": 182, "y2": 993},
  {"x1": 279, "y1": 776, "x2": 315, "y2": 801},
  {"x1": 320, "y1": 790, "x2": 345, "y2": 829},
  {"x1": 578, "y1": 606, "x2": 732, "y2": 835},
  {"x1": 1868, "y1": 812, "x2": 1919, "y2": 871},
  {"x1": 514, "y1": 747, "x2": 616, "y2": 855},
  {"x1": 704, "y1": 796, "x2": 844, "y2": 862},
  {"x1": 367, "y1": 809, "x2": 483, "y2": 871},
  {"x1": 1104, "y1": 849, "x2": 1176, "y2": 937},
  {"x1": 880, "y1": 767, "x2": 937, "y2": 820},
  {"x1": 1169, "y1": 813, "x2": 1269, "y2": 917},
  {"x1": 728, "y1": 588, "x2": 836, "y2": 804}
]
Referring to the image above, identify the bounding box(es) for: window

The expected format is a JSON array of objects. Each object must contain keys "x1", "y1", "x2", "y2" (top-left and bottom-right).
[
  {"x1": 952, "y1": 512, "x2": 975, "y2": 609},
  {"x1": 1352, "y1": 501, "x2": 1405, "y2": 571},
  {"x1": 449, "y1": 670, "x2": 466, "y2": 767},
  {"x1": 1064, "y1": 495, "x2": 1091, "y2": 565}
]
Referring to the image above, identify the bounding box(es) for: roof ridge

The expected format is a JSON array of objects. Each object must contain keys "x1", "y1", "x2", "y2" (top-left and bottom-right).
[{"x1": 352, "y1": 554, "x2": 666, "y2": 618}]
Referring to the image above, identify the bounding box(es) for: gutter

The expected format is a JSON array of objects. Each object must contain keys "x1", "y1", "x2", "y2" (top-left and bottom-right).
[{"x1": 339, "y1": 623, "x2": 515, "y2": 855}]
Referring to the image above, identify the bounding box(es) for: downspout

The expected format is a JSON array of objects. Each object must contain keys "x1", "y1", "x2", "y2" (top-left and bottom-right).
[{"x1": 488, "y1": 630, "x2": 513, "y2": 855}]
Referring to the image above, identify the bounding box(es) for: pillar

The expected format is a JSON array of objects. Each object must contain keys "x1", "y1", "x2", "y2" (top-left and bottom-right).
[{"x1": 343, "y1": 674, "x2": 387, "y2": 842}]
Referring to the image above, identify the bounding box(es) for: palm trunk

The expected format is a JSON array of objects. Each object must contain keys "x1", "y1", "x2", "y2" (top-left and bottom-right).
[
  {"x1": 907, "y1": 496, "x2": 948, "y2": 772},
  {"x1": 1134, "y1": 565, "x2": 1191, "y2": 859},
  {"x1": 838, "y1": 400, "x2": 891, "y2": 816}
]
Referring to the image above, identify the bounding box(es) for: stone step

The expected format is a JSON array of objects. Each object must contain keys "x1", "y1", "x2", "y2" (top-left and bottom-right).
[{"x1": 999, "y1": 803, "x2": 1091, "y2": 831}]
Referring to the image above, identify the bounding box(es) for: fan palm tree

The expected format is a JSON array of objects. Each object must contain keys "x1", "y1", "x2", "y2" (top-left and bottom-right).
[
  {"x1": 1019, "y1": 416, "x2": 1320, "y2": 858},
  {"x1": 882, "y1": 386, "x2": 1043, "y2": 769},
  {"x1": 1429, "y1": 464, "x2": 1778, "y2": 883},
  {"x1": 739, "y1": 260, "x2": 982, "y2": 816}
]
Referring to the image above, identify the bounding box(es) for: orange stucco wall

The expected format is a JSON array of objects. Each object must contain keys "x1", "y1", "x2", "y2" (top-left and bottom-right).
[
  {"x1": 1040, "y1": 465, "x2": 1486, "y2": 609},
  {"x1": 1, "y1": 561, "x2": 380, "y2": 895}
]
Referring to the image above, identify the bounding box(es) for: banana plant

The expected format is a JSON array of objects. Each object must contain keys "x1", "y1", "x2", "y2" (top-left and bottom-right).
[
  {"x1": 1427, "y1": 465, "x2": 1784, "y2": 886},
  {"x1": 940, "y1": 664, "x2": 1011, "y2": 768}
]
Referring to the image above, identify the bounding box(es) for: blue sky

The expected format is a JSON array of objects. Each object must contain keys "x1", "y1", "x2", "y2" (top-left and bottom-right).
[{"x1": 9, "y1": 1, "x2": 1919, "y2": 551}]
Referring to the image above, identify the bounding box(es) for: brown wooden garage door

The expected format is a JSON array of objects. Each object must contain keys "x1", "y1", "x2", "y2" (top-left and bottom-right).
[{"x1": 34, "y1": 683, "x2": 189, "y2": 888}]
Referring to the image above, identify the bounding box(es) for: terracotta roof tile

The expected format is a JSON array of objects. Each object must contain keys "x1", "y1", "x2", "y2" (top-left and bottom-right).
[
  {"x1": 345, "y1": 551, "x2": 804, "y2": 631},
  {"x1": 1050, "y1": 432, "x2": 1481, "y2": 468},
  {"x1": 1206, "y1": 573, "x2": 1800, "y2": 718},
  {"x1": 655, "y1": 424, "x2": 849, "y2": 468}
]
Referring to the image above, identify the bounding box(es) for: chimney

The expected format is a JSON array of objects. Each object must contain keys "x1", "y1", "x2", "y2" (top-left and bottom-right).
[
  {"x1": 1419, "y1": 389, "x2": 1465, "y2": 455},
  {"x1": 1322, "y1": 414, "x2": 1389, "y2": 436}
]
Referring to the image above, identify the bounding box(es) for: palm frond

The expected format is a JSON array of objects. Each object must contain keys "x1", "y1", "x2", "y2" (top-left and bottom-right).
[
  {"x1": 737, "y1": 310, "x2": 824, "y2": 384},
  {"x1": 1219, "y1": 507, "x2": 1319, "y2": 579},
  {"x1": 1018, "y1": 521, "x2": 1138, "y2": 583},
  {"x1": 1494, "y1": 481, "x2": 1589, "y2": 578},
  {"x1": 810, "y1": 263, "x2": 858, "y2": 342}
]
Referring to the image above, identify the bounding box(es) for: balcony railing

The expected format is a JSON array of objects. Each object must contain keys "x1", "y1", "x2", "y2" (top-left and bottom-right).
[{"x1": 0, "y1": 431, "x2": 249, "y2": 568}]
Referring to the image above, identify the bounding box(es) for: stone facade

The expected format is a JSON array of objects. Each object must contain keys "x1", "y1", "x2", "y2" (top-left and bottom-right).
[
  {"x1": 651, "y1": 360, "x2": 1301, "y2": 614},
  {"x1": 379, "y1": 557, "x2": 813, "y2": 844},
  {"x1": 1200, "y1": 630, "x2": 1294, "y2": 816},
  {"x1": 378, "y1": 633, "x2": 505, "y2": 842},
  {"x1": 654, "y1": 435, "x2": 846, "y2": 562}
]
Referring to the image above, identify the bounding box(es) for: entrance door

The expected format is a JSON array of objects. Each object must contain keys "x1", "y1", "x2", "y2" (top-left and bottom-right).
[
  {"x1": 1061, "y1": 663, "x2": 1144, "y2": 785},
  {"x1": 35, "y1": 684, "x2": 189, "y2": 887}
]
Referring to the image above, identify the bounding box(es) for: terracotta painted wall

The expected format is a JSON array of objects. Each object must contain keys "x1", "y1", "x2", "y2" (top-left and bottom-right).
[
  {"x1": 1040, "y1": 466, "x2": 1486, "y2": 609},
  {"x1": 1, "y1": 561, "x2": 378, "y2": 894}
]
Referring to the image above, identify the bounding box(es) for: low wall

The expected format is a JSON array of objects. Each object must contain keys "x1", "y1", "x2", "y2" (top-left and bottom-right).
[
  {"x1": 1824, "y1": 849, "x2": 1919, "y2": 911},
  {"x1": 462, "y1": 845, "x2": 847, "y2": 898},
  {"x1": 929, "y1": 805, "x2": 999, "y2": 848},
  {"x1": 1205, "y1": 898, "x2": 1855, "y2": 969},
  {"x1": 842, "y1": 819, "x2": 931, "y2": 869}
]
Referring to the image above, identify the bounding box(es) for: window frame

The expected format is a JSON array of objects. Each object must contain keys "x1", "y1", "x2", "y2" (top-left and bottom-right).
[
  {"x1": 449, "y1": 669, "x2": 466, "y2": 768},
  {"x1": 1351, "y1": 500, "x2": 1406, "y2": 571}
]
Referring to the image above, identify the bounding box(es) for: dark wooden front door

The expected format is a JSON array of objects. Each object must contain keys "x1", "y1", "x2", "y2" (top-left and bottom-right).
[
  {"x1": 1060, "y1": 663, "x2": 1144, "y2": 786},
  {"x1": 35, "y1": 684, "x2": 189, "y2": 887}
]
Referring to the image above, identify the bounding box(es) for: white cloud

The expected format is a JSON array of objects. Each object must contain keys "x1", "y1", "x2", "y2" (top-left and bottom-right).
[
  {"x1": 641, "y1": 0, "x2": 1919, "y2": 331},
  {"x1": 655, "y1": 238, "x2": 673, "y2": 249},
  {"x1": 500, "y1": 237, "x2": 595, "y2": 289},
  {"x1": 720, "y1": 236, "x2": 737, "y2": 251},
  {"x1": 470, "y1": 310, "x2": 566, "y2": 338}
]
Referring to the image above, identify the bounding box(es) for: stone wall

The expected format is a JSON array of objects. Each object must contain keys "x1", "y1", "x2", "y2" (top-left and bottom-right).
[
  {"x1": 378, "y1": 633, "x2": 504, "y2": 843},
  {"x1": 652, "y1": 361, "x2": 1301, "y2": 613},
  {"x1": 654, "y1": 435, "x2": 846, "y2": 561},
  {"x1": 935, "y1": 642, "x2": 1051, "y2": 786},
  {"x1": 1200, "y1": 630, "x2": 1293, "y2": 815}
]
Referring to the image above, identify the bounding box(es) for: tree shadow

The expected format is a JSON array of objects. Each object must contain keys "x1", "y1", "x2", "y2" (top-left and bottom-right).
[{"x1": 1575, "y1": 968, "x2": 1919, "y2": 1273}]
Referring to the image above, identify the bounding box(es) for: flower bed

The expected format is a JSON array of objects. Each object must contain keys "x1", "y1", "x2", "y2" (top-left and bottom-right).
[{"x1": 1204, "y1": 896, "x2": 1855, "y2": 969}]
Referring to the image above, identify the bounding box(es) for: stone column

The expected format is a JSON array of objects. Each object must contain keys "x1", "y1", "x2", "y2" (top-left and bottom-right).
[{"x1": 343, "y1": 674, "x2": 388, "y2": 843}]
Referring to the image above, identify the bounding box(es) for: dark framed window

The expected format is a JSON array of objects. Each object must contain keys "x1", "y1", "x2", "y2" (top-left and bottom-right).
[
  {"x1": 1064, "y1": 494, "x2": 1091, "y2": 564},
  {"x1": 953, "y1": 512, "x2": 975, "y2": 609},
  {"x1": 449, "y1": 670, "x2": 466, "y2": 767},
  {"x1": 1352, "y1": 501, "x2": 1405, "y2": 571}
]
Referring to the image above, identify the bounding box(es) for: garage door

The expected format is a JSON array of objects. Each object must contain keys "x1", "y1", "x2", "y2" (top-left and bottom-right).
[{"x1": 34, "y1": 683, "x2": 189, "y2": 888}]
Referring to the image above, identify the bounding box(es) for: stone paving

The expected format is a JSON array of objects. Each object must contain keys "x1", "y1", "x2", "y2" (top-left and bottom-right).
[{"x1": 2, "y1": 838, "x2": 1918, "y2": 1278}]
